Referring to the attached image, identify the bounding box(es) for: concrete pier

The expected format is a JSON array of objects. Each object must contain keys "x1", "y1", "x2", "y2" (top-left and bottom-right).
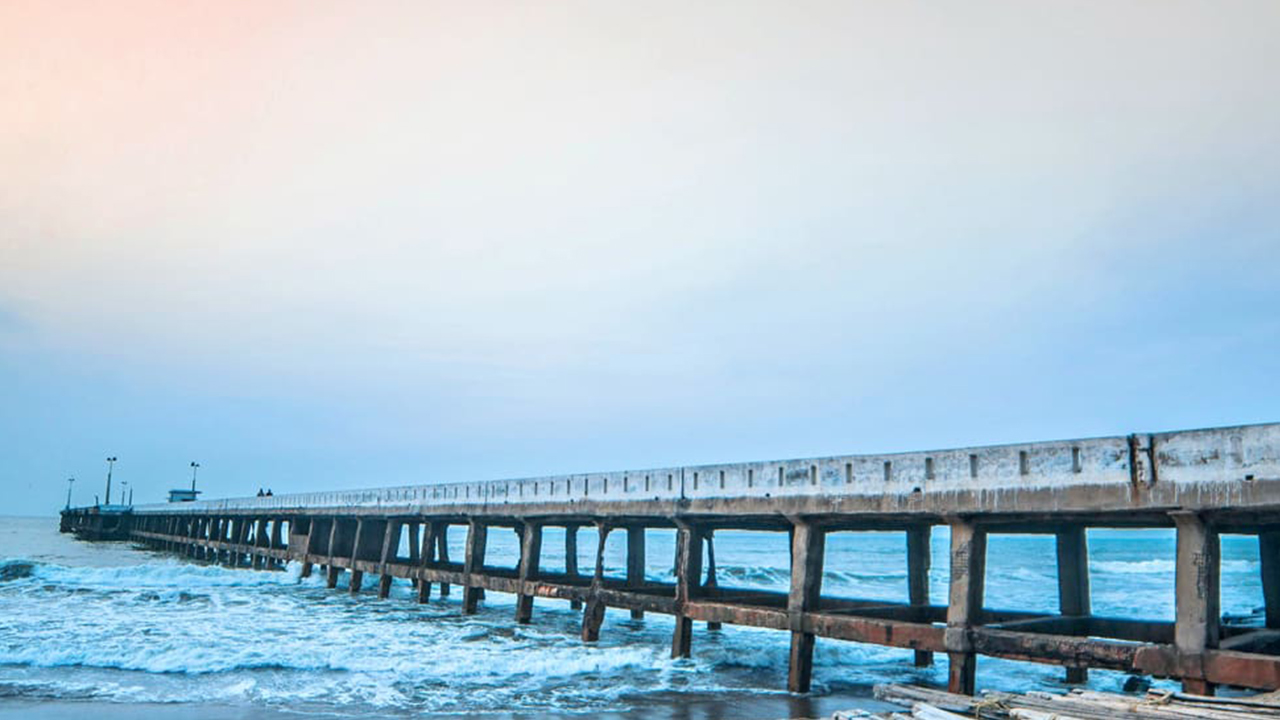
[{"x1": 60, "y1": 422, "x2": 1280, "y2": 695}]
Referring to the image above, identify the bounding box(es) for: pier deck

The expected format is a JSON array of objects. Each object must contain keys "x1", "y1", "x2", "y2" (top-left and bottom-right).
[{"x1": 61, "y1": 422, "x2": 1280, "y2": 696}]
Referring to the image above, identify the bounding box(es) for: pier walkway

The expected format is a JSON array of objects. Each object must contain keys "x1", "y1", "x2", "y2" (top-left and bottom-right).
[{"x1": 61, "y1": 422, "x2": 1280, "y2": 696}]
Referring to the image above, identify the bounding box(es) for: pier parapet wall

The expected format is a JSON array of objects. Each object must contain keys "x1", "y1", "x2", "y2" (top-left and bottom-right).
[{"x1": 65, "y1": 422, "x2": 1280, "y2": 696}]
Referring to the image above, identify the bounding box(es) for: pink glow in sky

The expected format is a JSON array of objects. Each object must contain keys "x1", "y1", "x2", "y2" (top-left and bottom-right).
[{"x1": 2, "y1": 2, "x2": 1279, "y2": 514}]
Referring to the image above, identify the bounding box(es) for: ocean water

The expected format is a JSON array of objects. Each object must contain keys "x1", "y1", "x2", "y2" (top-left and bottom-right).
[{"x1": 0, "y1": 516, "x2": 1266, "y2": 718}]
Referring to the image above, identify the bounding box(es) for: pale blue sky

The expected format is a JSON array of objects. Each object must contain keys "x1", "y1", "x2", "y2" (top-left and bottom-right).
[{"x1": 2, "y1": 1, "x2": 1278, "y2": 515}]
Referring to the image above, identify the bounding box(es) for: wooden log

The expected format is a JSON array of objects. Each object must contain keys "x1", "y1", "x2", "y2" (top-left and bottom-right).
[
  {"x1": 911, "y1": 703, "x2": 974, "y2": 720},
  {"x1": 873, "y1": 684, "x2": 975, "y2": 714},
  {"x1": 788, "y1": 520, "x2": 825, "y2": 693},
  {"x1": 1154, "y1": 688, "x2": 1280, "y2": 714},
  {"x1": 945, "y1": 518, "x2": 987, "y2": 695},
  {"x1": 908, "y1": 525, "x2": 933, "y2": 667},
  {"x1": 1172, "y1": 511, "x2": 1219, "y2": 696},
  {"x1": 1008, "y1": 709, "x2": 1089, "y2": 720},
  {"x1": 995, "y1": 689, "x2": 1279, "y2": 720}
]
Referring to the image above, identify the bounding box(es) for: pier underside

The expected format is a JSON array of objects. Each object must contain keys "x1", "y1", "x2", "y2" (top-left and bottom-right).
[
  {"x1": 61, "y1": 422, "x2": 1280, "y2": 696},
  {"x1": 108, "y1": 506, "x2": 1280, "y2": 698}
]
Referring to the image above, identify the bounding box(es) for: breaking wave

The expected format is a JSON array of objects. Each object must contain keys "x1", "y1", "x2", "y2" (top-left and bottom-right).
[
  {"x1": 0, "y1": 522, "x2": 1267, "y2": 714},
  {"x1": 1091, "y1": 559, "x2": 1258, "y2": 575}
]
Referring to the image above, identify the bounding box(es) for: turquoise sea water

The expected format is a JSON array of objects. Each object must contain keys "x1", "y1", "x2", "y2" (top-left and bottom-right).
[{"x1": 0, "y1": 516, "x2": 1265, "y2": 717}]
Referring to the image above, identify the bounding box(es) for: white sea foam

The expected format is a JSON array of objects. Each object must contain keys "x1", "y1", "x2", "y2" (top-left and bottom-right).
[
  {"x1": 0, "y1": 519, "x2": 1267, "y2": 713},
  {"x1": 1092, "y1": 559, "x2": 1257, "y2": 575}
]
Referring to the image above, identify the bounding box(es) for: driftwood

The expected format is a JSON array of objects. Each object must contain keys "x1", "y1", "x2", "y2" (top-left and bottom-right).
[
  {"x1": 859, "y1": 684, "x2": 1280, "y2": 720},
  {"x1": 873, "y1": 684, "x2": 979, "y2": 713},
  {"x1": 910, "y1": 703, "x2": 971, "y2": 720},
  {"x1": 1008, "y1": 710, "x2": 1088, "y2": 720}
]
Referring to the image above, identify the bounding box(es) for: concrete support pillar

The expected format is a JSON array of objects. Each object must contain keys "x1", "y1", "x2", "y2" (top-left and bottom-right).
[
  {"x1": 377, "y1": 519, "x2": 401, "y2": 599},
  {"x1": 1173, "y1": 511, "x2": 1219, "y2": 696},
  {"x1": 1260, "y1": 530, "x2": 1280, "y2": 629},
  {"x1": 671, "y1": 523, "x2": 703, "y2": 658},
  {"x1": 566, "y1": 525, "x2": 582, "y2": 610},
  {"x1": 1056, "y1": 526, "x2": 1091, "y2": 684},
  {"x1": 298, "y1": 518, "x2": 316, "y2": 578},
  {"x1": 232, "y1": 519, "x2": 247, "y2": 567},
  {"x1": 627, "y1": 526, "x2": 646, "y2": 620},
  {"x1": 349, "y1": 518, "x2": 377, "y2": 594},
  {"x1": 252, "y1": 517, "x2": 267, "y2": 569},
  {"x1": 326, "y1": 519, "x2": 341, "y2": 578},
  {"x1": 407, "y1": 522, "x2": 421, "y2": 563},
  {"x1": 189, "y1": 518, "x2": 200, "y2": 560},
  {"x1": 202, "y1": 517, "x2": 213, "y2": 560},
  {"x1": 436, "y1": 526, "x2": 452, "y2": 597},
  {"x1": 516, "y1": 522, "x2": 543, "y2": 623},
  {"x1": 907, "y1": 525, "x2": 933, "y2": 667},
  {"x1": 582, "y1": 523, "x2": 610, "y2": 642},
  {"x1": 326, "y1": 565, "x2": 340, "y2": 589},
  {"x1": 417, "y1": 522, "x2": 438, "y2": 603},
  {"x1": 222, "y1": 522, "x2": 232, "y2": 564},
  {"x1": 705, "y1": 531, "x2": 722, "y2": 631},
  {"x1": 787, "y1": 520, "x2": 825, "y2": 693},
  {"x1": 463, "y1": 521, "x2": 487, "y2": 614},
  {"x1": 945, "y1": 518, "x2": 986, "y2": 696}
]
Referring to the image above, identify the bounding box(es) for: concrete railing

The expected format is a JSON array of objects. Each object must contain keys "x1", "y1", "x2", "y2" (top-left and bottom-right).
[{"x1": 131, "y1": 422, "x2": 1280, "y2": 515}]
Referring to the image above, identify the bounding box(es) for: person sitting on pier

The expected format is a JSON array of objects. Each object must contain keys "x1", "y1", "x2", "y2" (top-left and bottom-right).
[{"x1": 256, "y1": 488, "x2": 264, "y2": 497}]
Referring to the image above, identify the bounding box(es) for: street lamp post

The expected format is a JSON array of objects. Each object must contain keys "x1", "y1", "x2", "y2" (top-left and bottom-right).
[
  {"x1": 105, "y1": 457, "x2": 117, "y2": 505},
  {"x1": 65, "y1": 477, "x2": 75, "y2": 510},
  {"x1": 190, "y1": 462, "x2": 200, "y2": 492},
  {"x1": 120, "y1": 481, "x2": 129, "y2": 507}
]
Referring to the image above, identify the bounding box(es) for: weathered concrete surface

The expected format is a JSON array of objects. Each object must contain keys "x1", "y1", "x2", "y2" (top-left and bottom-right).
[
  {"x1": 61, "y1": 422, "x2": 1280, "y2": 697},
  {"x1": 121, "y1": 423, "x2": 1280, "y2": 522}
]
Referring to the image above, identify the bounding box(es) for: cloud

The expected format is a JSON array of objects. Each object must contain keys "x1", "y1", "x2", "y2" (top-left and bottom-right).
[{"x1": 0, "y1": 1, "x2": 1278, "y2": 515}]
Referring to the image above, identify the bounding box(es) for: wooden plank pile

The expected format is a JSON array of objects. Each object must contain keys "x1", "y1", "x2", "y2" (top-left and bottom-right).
[{"x1": 828, "y1": 684, "x2": 1280, "y2": 720}]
